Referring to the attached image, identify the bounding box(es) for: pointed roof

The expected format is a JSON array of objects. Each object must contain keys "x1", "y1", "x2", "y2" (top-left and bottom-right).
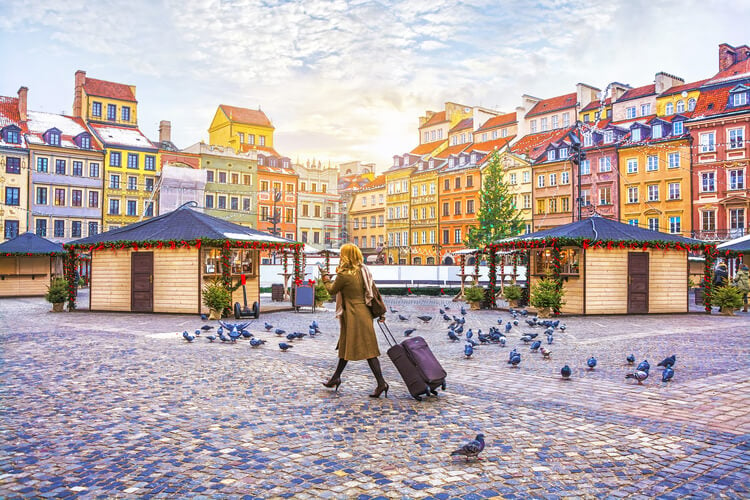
[
  {"x1": 690, "y1": 83, "x2": 750, "y2": 119},
  {"x1": 477, "y1": 112, "x2": 517, "y2": 131},
  {"x1": 449, "y1": 118, "x2": 473, "y2": 133},
  {"x1": 498, "y1": 216, "x2": 703, "y2": 246},
  {"x1": 581, "y1": 97, "x2": 612, "y2": 112},
  {"x1": 434, "y1": 142, "x2": 471, "y2": 159},
  {"x1": 705, "y1": 58, "x2": 750, "y2": 86},
  {"x1": 510, "y1": 127, "x2": 574, "y2": 161},
  {"x1": 618, "y1": 84, "x2": 656, "y2": 102},
  {"x1": 219, "y1": 105, "x2": 274, "y2": 128},
  {"x1": 526, "y1": 93, "x2": 577, "y2": 117},
  {"x1": 410, "y1": 139, "x2": 445, "y2": 156},
  {"x1": 419, "y1": 111, "x2": 447, "y2": 128},
  {"x1": 0, "y1": 232, "x2": 64, "y2": 255},
  {"x1": 26, "y1": 111, "x2": 102, "y2": 151},
  {"x1": 88, "y1": 122, "x2": 156, "y2": 150},
  {"x1": 83, "y1": 77, "x2": 136, "y2": 102},
  {"x1": 66, "y1": 203, "x2": 298, "y2": 250},
  {"x1": 660, "y1": 79, "x2": 709, "y2": 97}
]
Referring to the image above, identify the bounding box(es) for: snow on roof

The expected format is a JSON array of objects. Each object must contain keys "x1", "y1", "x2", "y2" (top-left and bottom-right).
[
  {"x1": 223, "y1": 232, "x2": 289, "y2": 244},
  {"x1": 25, "y1": 111, "x2": 102, "y2": 151},
  {"x1": 90, "y1": 123, "x2": 156, "y2": 149}
]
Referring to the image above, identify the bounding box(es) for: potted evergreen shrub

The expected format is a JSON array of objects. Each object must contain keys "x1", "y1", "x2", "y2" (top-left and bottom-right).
[
  {"x1": 314, "y1": 281, "x2": 330, "y2": 307},
  {"x1": 45, "y1": 277, "x2": 68, "y2": 312},
  {"x1": 530, "y1": 278, "x2": 565, "y2": 318},
  {"x1": 202, "y1": 279, "x2": 231, "y2": 319},
  {"x1": 712, "y1": 284, "x2": 743, "y2": 315},
  {"x1": 464, "y1": 286, "x2": 485, "y2": 310},
  {"x1": 503, "y1": 284, "x2": 523, "y2": 308}
]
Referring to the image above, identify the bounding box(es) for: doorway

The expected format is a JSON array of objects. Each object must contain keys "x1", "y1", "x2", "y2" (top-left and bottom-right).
[
  {"x1": 627, "y1": 252, "x2": 649, "y2": 314},
  {"x1": 131, "y1": 252, "x2": 153, "y2": 312}
]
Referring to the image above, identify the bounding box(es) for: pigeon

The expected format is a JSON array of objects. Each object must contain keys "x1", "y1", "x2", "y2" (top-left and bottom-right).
[
  {"x1": 559, "y1": 324, "x2": 566, "y2": 331},
  {"x1": 497, "y1": 318, "x2": 503, "y2": 325},
  {"x1": 228, "y1": 327, "x2": 241, "y2": 342},
  {"x1": 441, "y1": 314, "x2": 450, "y2": 321},
  {"x1": 525, "y1": 318, "x2": 536, "y2": 327},
  {"x1": 308, "y1": 327, "x2": 317, "y2": 337},
  {"x1": 546, "y1": 333, "x2": 554, "y2": 345},
  {"x1": 390, "y1": 307, "x2": 399, "y2": 314},
  {"x1": 286, "y1": 333, "x2": 297, "y2": 341},
  {"x1": 181, "y1": 330, "x2": 195, "y2": 342},
  {"x1": 454, "y1": 325, "x2": 464, "y2": 335},
  {"x1": 275, "y1": 328, "x2": 286, "y2": 336},
  {"x1": 444, "y1": 304, "x2": 450, "y2": 310},
  {"x1": 294, "y1": 332, "x2": 307, "y2": 339},
  {"x1": 657, "y1": 355, "x2": 676, "y2": 369},
  {"x1": 505, "y1": 322, "x2": 512, "y2": 333},
  {"x1": 450, "y1": 433, "x2": 485, "y2": 461},
  {"x1": 404, "y1": 328, "x2": 417, "y2": 337},
  {"x1": 464, "y1": 343, "x2": 474, "y2": 358},
  {"x1": 278, "y1": 342, "x2": 293, "y2": 351},
  {"x1": 200, "y1": 313, "x2": 208, "y2": 321},
  {"x1": 509, "y1": 352, "x2": 521, "y2": 367},
  {"x1": 217, "y1": 326, "x2": 224, "y2": 336},
  {"x1": 540, "y1": 346, "x2": 551, "y2": 359},
  {"x1": 249, "y1": 338, "x2": 266, "y2": 347},
  {"x1": 478, "y1": 333, "x2": 491, "y2": 344},
  {"x1": 626, "y1": 354, "x2": 636, "y2": 364},
  {"x1": 201, "y1": 325, "x2": 213, "y2": 331},
  {"x1": 626, "y1": 370, "x2": 649, "y2": 384},
  {"x1": 498, "y1": 337, "x2": 506, "y2": 347},
  {"x1": 662, "y1": 366, "x2": 675, "y2": 382},
  {"x1": 448, "y1": 330, "x2": 460, "y2": 342},
  {"x1": 587, "y1": 356, "x2": 597, "y2": 370},
  {"x1": 636, "y1": 360, "x2": 650, "y2": 373},
  {"x1": 241, "y1": 330, "x2": 253, "y2": 339},
  {"x1": 529, "y1": 340, "x2": 541, "y2": 351},
  {"x1": 513, "y1": 320, "x2": 519, "y2": 326},
  {"x1": 465, "y1": 329, "x2": 473, "y2": 339},
  {"x1": 439, "y1": 308, "x2": 445, "y2": 314},
  {"x1": 460, "y1": 306, "x2": 467, "y2": 315},
  {"x1": 520, "y1": 335, "x2": 534, "y2": 343},
  {"x1": 205, "y1": 335, "x2": 217, "y2": 342},
  {"x1": 264, "y1": 322, "x2": 274, "y2": 331},
  {"x1": 218, "y1": 330, "x2": 230, "y2": 342},
  {"x1": 219, "y1": 320, "x2": 252, "y2": 332},
  {"x1": 521, "y1": 309, "x2": 528, "y2": 316},
  {"x1": 457, "y1": 316, "x2": 466, "y2": 325},
  {"x1": 398, "y1": 314, "x2": 409, "y2": 321},
  {"x1": 417, "y1": 315, "x2": 433, "y2": 323},
  {"x1": 194, "y1": 329, "x2": 202, "y2": 337},
  {"x1": 561, "y1": 365, "x2": 572, "y2": 379}
]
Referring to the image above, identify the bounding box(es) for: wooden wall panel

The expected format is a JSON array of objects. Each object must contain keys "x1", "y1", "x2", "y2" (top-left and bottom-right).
[
  {"x1": 154, "y1": 249, "x2": 199, "y2": 314},
  {"x1": 561, "y1": 276, "x2": 583, "y2": 314},
  {"x1": 649, "y1": 249, "x2": 687, "y2": 313},
  {"x1": 0, "y1": 256, "x2": 51, "y2": 297},
  {"x1": 585, "y1": 248, "x2": 628, "y2": 314},
  {"x1": 90, "y1": 251, "x2": 131, "y2": 311}
]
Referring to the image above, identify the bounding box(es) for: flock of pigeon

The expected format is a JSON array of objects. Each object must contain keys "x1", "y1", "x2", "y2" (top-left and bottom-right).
[
  {"x1": 393, "y1": 304, "x2": 678, "y2": 385},
  {"x1": 180, "y1": 313, "x2": 322, "y2": 352}
]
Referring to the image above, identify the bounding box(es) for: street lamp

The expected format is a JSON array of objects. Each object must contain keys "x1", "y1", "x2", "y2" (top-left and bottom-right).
[{"x1": 267, "y1": 190, "x2": 282, "y2": 264}]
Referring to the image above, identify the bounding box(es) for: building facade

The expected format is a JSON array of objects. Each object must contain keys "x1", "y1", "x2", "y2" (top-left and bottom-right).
[
  {"x1": 348, "y1": 174, "x2": 385, "y2": 261},
  {"x1": 0, "y1": 89, "x2": 30, "y2": 241},
  {"x1": 294, "y1": 159, "x2": 340, "y2": 249}
]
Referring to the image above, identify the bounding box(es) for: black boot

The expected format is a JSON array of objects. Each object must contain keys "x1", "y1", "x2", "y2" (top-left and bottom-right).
[
  {"x1": 323, "y1": 358, "x2": 348, "y2": 391},
  {"x1": 367, "y1": 358, "x2": 389, "y2": 398}
]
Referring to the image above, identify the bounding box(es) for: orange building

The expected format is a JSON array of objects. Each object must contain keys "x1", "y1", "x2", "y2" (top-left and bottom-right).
[{"x1": 257, "y1": 162, "x2": 298, "y2": 243}]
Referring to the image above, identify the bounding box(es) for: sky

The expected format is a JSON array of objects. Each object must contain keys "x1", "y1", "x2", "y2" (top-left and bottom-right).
[{"x1": 1, "y1": 0, "x2": 748, "y2": 172}]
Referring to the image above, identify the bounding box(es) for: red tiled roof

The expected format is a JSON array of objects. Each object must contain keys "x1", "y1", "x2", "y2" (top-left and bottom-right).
[
  {"x1": 476, "y1": 112, "x2": 516, "y2": 131},
  {"x1": 581, "y1": 97, "x2": 611, "y2": 112},
  {"x1": 410, "y1": 139, "x2": 445, "y2": 155},
  {"x1": 449, "y1": 118, "x2": 473, "y2": 133},
  {"x1": 0, "y1": 96, "x2": 21, "y2": 128},
  {"x1": 468, "y1": 136, "x2": 514, "y2": 154},
  {"x1": 367, "y1": 174, "x2": 385, "y2": 188},
  {"x1": 618, "y1": 84, "x2": 656, "y2": 102},
  {"x1": 661, "y1": 79, "x2": 709, "y2": 96},
  {"x1": 419, "y1": 111, "x2": 447, "y2": 128},
  {"x1": 525, "y1": 93, "x2": 576, "y2": 117},
  {"x1": 691, "y1": 84, "x2": 750, "y2": 118},
  {"x1": 83, "y1": 77, "x2": 136, "y2": 102},
  {"x1": 434, "y1": 143, "x2": 471, "y2": 159},
  {"x1": 706, "y1": 58, "x2": 750, "y2": 85},
  {"x1": 239, "y1": 144, "x2": 281, "y2": 157},
  {"x1": 510, "y1": 127, "x2": 573, "y2": 160},
  {"x1": 220, "y1": 104, "x2": 274, "y2": 128}
]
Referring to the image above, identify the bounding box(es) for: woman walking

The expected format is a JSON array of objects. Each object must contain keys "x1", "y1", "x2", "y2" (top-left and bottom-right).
[{"x1": 320, "y1": 243, "x2": 389, "y2": 397}]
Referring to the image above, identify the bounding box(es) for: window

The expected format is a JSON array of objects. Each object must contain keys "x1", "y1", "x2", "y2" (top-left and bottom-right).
[
  {"x1": 627, "y1": 159, "x2": 638, "y2": 173},
  {"x1": 243, "y1": 175, "x2": 251, "y2": 186},
  {"x1": 378, "y1": 215, "x2": 384, "y2": 226},
  {"x1": 688, "y1": 98, "x2": 696, "y2": 111},
  {"x1": 540, "y1": 118, "x2": 548, "y2": 131},
  {"x1": 127, "y1": 200, "x2": 137, "y2": 216},
  {"x1": 230, "y1": 173, "x2": 239, "y2": 185},
  {"x1": 72, "y1": 161, "x2": 83, "y2": 176},
  {"x1": 551, "y1": 115, "x2": 559, "y2": 129},
  {"x1": 88, "y1": 222, "x2": 98, "y2": 236},
  {"x1": 455, "y1": 178, "x2": 461, "y2": 189},
  {"x1": 537, "y1": 200, "x2": 546, "y2": 214},
  {"x1": 628, "y1": 219, "x2": 639, "y2": 227},
  {"x1": 145, "y1": 178, "x2": 154, "y2": 192},
  {"x1": 127, "y1": 153, "x2": 138, "y2": 169},
  {"x1": 549, "y1": 173, "x2": 557, "y2": 186},
  {"x1": 466, "y1": 175, "x2": 473, "y2": 188},
  {"x1": 547, "y1": 150, "x2": 556, "y2": 161},
  {"x1": 144, "y1": 156, "x2": 156, "y2": 171},
  {"x1": 243, "y1": 198, "x2": 251, "y2": 211},
  {"x1": 627, "y1": 186, "x2": 639, "y2": 203},
  {"x1": 668, "y1": 182, "x2": 681, "y2": 200},
  {"x1": 631, "y1": 128, "x2": 641, "y2": 142},
  {"x1": 247, "y1": 134, "x2": 255, "y2": 145},
  {"x1": 530, "y1": 120, "x2": 537, "y2": 133},
  {"x1": 667, "y1": 153, "x2": 680, "y2": 168},
  {"x1": 218, "y1": 196, "x2": 227, "y2": 209},
  {"x1": 599, "y1": 157, "x2": 612, "y2": 172},
  {"x1": 454, "y1": 201, "x2": 461, "y2": 215},
  {"x1": 110, "y1": 174, "x2": 120, "y2": 189},
  {"x1": 109, "y1": 199, "x2": 120, "y2": 215},
  {"x1": 580, "y1": 190, "x2": 589, "y2": 207},
  {"x1": 5, "y1": 187, "x2": 20, "y2": 206},
  {"x1": 561, "y1": 171, "x2": 569, "y2": 184},
  {"x1": 205, "y1": 170, "x2": 215, "y2": 183},
  {"x1": 701, "y1": 172, "x2": 716, "y2": 192},
  {"x1": 72, "y1": 189, "x2": 82, "y2": 206},
  {"x1": 733, "y1": 92, "x2": 748, "y2": 107},
  {"x1": 730, "y1": 209, "x2": 745, "y2": 235},
  {"x1": 412, "y1": 185, "x2": 418, "y2": 197},
  {"x1": 599, "y1": 186, "x2": 611, "y2": 205},
  {"x1": 647, "y1": 155, "x2": 658, "y2": 171},
  {"x1": 561, "y1": 197, "x2": 570, "y2": 212},
  {"x1": 640, "y1": 103, "x2": 651, "y2": 116},
  {"x1": 314, "y1": 205, "x2": 321, "y2": 218},
  {"x1": 37, "y1": 157, "x2": 48, "y2": 172},
  {"x1": 729, "y1": 170, "x2": 745, "y2": 190},
  {"x1": 559, "y1": 147, "x2": 568, "y2": 159},
  {"x1": 502, "y1": 129, "x2": 508, "y2": 138},
  {"x1": 121, "y1": 106, "x2": 130, "y2": 122},
  {"x1": 700, "y1": 210, "x2": 716, "y2": 232},
  {"x1": 89, "y1": 191, "x2": 99, "y2": 208},
  {"x1": 444, "y1": 179, "x2": 450, "y2": 191},
  {"x1": 583, "y1": 133, "x2": 593, "y2": 147},
  {"x1": 144, "y1": 202, "x2": 153, "y2": 217},
  {"x1": 89, "y1": 163, "x2": 99, "y2": 178},
  {"x1": 36, "y1": 219, "x2": 47, "y2": 237},
  {"x1": 700, "y1": 132, "x2": 716, "y2": 152},
  {"x1": 523, "y1": 194, "x2": 531, "y2": 209},
  {"x1": 652, "y1": 124, "x2": 662, "y2": 139},
  {"x1": 673, "y1": 121, "x2": 684, "y2": 135},
  {"x1": 259, "y1": 136, "x2": 265, "y2": 146},
  {"x1": 412, "y1": 232, "x2": 418, "y2": 245},
  {"x1": 648, "y1": 218, "x2": 659, "y2": 232},
  {"x1": 729, "y1": 128, "x2": 744, "y2": 149},
  {"x1": 55, "y1": 159, "x2": 66, "y2": 175},
  {"x1": 562, "y1": 113, "x2": 570, "y2": 126},
  {"x1": 467, "y1": 199, "x2": 475, "y2": 214},
  {"x1": 523, "y1": 171, "x2": 530, "y2": 183},
  {"x1": 669, "y1": 216, "x2": 681, "y2": 234},
  {"x1": 92, "y1": 102, "x2": 102, "y2": 117},
  {"x1": 53, "y1": 220, "x2": 65, "y2": 237},
  {"x1": 647, "y1": 185, "x2": 659, "y2": 201},
  {"x1": 603, "y1": 130, "x2": 613, "y2": 143},
  {"x1": 454, "y1": 229, "x2": 461, "y2": 244},
  {"x1": 579, "y1": 160, "x2": 590, "y2": 175},
  {"x1": 205, "y1": 194, "x2": 214, "y2": 208},
  {"x1": 665, "y1": 102, "x2": 674, "y2": 115},
  {"x1": 54, "y1": 188, "x2": 66, "y2": 206},
  {"x1": 218, "y1": 171, "x2": 227, "y2": 183},
  {"x1": 128, "y1": 176, "x2": 137, "y2": 190},
  {"x1": 537, "y1": 175, "x2": 545, "y2": 188},
  {"x1": 107, "y1": 104, "x2": 116, "y2": 121},
  {"x1": 231, "y1": 197, "x2": 239, "y2": 211},
  {"x1": 5, "y1": 157, "x2": 20, "y2": 174},
  {"x1": 676, "y1": 100, "x2": 685, "y2": 113},
  {"x1": 237, "y1": 132, "x2": 244, "y2": 144},
  {"x1": 110, "y1": 152, "x2": 121, "y2": 167},
  {"x1": 626, "y1": 106, "x2": 636, "y2": 119},
  {"x1": 549, "y1": 198, "x2": 558, "y2": 213},
  {"x1": 36, "y1": 187, "x2": 47, "y2": 204}
]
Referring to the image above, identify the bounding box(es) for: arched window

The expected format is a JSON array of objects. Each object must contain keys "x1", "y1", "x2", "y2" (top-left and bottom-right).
[
  {"x1": 676, "y1": 100, "x2": 685, "y2": 113},
  {"x1": 443, "y1": 256, "x2": 454, "y2": 265},
  {"x1": 688, "y1": 98, "x2": 696, "y2": 111},
  {"x1": 665, "y1": 102, "x2": 674, "y2": 115}
]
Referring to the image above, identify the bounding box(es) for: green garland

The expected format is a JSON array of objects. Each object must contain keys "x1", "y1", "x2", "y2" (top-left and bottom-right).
[
  {"x1": 63, "y1": 248, "x2": 78, "y2": 311},
  {"x1": 488, "y1": 247, "x2": 497, "y2": 308},
  {"x1": 703, "y1": 248, "x2": 717, "y2": 313}
]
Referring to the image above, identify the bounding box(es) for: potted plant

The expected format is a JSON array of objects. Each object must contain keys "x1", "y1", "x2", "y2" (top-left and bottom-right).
[
  {"x1": 464, "y1": 286, "x2": 485, "y2": 310},
  {"x1": 503, "y1": 284, "x2": 523, "y2": 308},
  {"x1": 314, "y1": 281, "x2": 330, "y2": 307},
  {"x1": 45, "y1": 277, "x2": 68, "y2": 312},
  {"x1": 712, "y1": 284, "x2": 743, "y2": 315},
  {"x1": 202, "y1": 279, "x2": 231, "y2": 319},
  {"x1": 530, "y1": 277, "x2": 565, "y2": 318}
]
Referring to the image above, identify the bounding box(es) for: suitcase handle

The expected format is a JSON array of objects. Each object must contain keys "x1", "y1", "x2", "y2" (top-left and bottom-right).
[{"x1": 378, "y1": 320, "x2": 398, "y2": 347}]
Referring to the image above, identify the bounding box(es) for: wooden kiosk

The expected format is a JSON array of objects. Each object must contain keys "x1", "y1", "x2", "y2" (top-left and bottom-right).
[
  {"x1": 65, "y1": 203, "x2": 302, "y2": 314},
  {"x1": 0, "y1": 232, "x2": 64, "y2": 297},
  {"x1": 488, "y1": 216, "x2": 712, "y2": 315}
]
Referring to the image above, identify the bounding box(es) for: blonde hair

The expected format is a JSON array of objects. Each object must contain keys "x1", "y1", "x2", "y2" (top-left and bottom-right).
[{"x1": 337, "y1": 243, "x2": 364, "y2": 275}]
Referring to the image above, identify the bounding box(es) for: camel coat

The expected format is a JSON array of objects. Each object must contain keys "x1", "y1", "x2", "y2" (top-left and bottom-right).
[{"x1": 323, "y1": 270, "x2": 380, "y2": 361}]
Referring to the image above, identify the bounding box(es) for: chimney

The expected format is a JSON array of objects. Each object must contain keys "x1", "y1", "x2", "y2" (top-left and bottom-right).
[
  {"x1": 610, "y1": 83, "x2": 631, "y2": 103},
  {"x1": 419, "y1": 110, "x2": 435, "y2": 128},
  {"x1": 73, "y1": 70, "x2": 86, "y2": 118},
  {"x1": 576, "y1": 83, "x2": 600, "y2": 112},
  {"x1": 159, "y1": 120, "x2": 172, "y2": 143},
  {"x1": 17, "y1": 86, "x2": 28, "y2": 122},
  {"x1": 655, "y1": 72, "x2": 684, "y2": 94}
]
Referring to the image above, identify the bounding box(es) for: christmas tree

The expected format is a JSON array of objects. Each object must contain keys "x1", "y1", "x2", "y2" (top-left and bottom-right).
[{"x1": 467, "y1": 151, "x2": 524, "y2": 247}]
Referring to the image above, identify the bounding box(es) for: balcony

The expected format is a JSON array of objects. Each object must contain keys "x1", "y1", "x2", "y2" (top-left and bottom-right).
[{"x1": 692, "y1": 228, "x2": 747, "y2": 242}]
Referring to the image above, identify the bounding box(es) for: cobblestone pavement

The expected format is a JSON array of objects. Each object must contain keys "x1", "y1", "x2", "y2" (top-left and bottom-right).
[{"x1": 1, "y1": 294, "x2": 748, "y2": 499}]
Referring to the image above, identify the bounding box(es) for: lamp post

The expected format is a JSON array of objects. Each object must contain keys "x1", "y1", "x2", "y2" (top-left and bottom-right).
[{"x1": 268, "y1": 190, "x2": 282, "y2": 264}]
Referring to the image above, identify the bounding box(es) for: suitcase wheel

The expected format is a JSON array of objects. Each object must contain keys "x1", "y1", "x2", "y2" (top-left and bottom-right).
[
  {"x1": 441, "y1": 382, "x2": 446, "y2": 391},
  {"x1": 413, "y1": 394, "x2": 423, "y2": 401},
  {"x1": 430, "y1": 389, "x2": 438, "y2": 396}
]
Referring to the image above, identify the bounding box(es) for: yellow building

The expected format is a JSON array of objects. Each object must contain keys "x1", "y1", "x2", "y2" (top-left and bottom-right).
[
  {"x1": 655, "y1": 80, "x2": 703, "y2": 117},
  {"x1": 0, "y1": 89, "x2": 30, "y2": 241},
  {"x1": 348, "y1": 175, "x2": 386, "y2": 262},
  {"x1": 384, "y1": 160, "x2": 415, "y2": 265},
  {"x1": 73, "y1": 71, "x2": 159, "y2": 230},
  {"x1": 409, "y1": 161, "x2": 440, "y2": 265},
  {"x1": 208, "y1": 104, "x2": 275, "y2": 152}
]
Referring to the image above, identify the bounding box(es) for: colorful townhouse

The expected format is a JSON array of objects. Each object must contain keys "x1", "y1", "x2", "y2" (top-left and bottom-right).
[
  {"x1": 0, "y1": 89, "x2": 30, "y2": 241},
  {"x1": 294, "y1": 159, "x2": 340, "y2": 249},
  {"x1": 688, "y1": 44, "x2": 750, "y2": 240},
  {"x1": 409, "y1": 153, "x2": 444, "y2": 265},
  {"x1": 26, "y1": 108, "x2": 105, "y2": 243},
  {"x1": 530, "y1": 127, "x2": 578, "y2": 230},
  {"x1": 338, "y1": 161, "x2": 376, "y2": 246},
  {"x1": 348, "y1": 174, "x2": 386, "y2": 262},
  {"x1": 436, "y1": 143, "x2": 476, "y2": 262},
  {"x1": 73, "y1": 71, "x2": 160, "y2": 231},
  {"x1": 385, "y1": 153, "x2": 417, "y2": 265},
  {"x1": 153, "y1": 120, "x2": 204, "y2": 214},
  {"x1": 578, "y1": 120, "x2": 621, "y2": 222},
  {"x1": 256, "y1": 162, "x2": 298, "y2": 244}
]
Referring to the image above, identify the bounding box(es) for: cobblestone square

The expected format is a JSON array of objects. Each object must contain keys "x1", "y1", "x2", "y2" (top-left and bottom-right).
[{"x1": 1, "y1": 295, "x2": 748, "y2": 499}]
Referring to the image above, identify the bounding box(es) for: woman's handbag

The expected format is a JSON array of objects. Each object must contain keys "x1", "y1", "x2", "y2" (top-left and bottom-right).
[{"x1": 368, "y1": 283, "x2": 387, "y2": 318}]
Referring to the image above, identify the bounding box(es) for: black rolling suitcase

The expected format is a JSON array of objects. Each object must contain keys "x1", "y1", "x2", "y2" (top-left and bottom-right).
[{"x1": 379, "y1": 321, "x2": 447, "y2": 401}]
